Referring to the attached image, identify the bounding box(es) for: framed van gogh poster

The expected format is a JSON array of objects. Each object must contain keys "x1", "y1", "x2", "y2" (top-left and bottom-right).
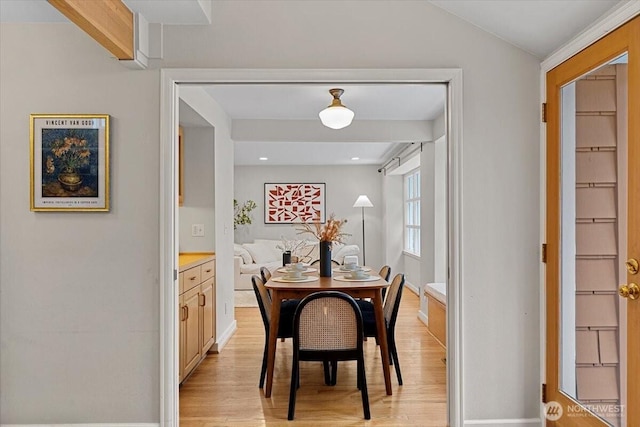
[
  {"x1": 264, "y1": 183, "x2": 325, "y2": 224},
  {"x1": 30, "y1": 114, "x2": 110, "y2": 211}
]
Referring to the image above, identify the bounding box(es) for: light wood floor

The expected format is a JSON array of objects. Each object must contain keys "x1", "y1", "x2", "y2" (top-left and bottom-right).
[{"x1": 179, "y1": 290, "x2": 447, "y2": 426}]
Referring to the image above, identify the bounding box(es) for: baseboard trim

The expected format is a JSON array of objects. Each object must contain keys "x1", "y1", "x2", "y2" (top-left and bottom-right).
[
  {"x1": 418, "y1": 309, "x2": 429, "y2": 327},
  {"x1": 210, "y1": 319, "x2": 237, "y2": 353},
  {"x1": 405, "y1": 281, "x2": 419, "y2": 295},
  {"x1": 464, "y1": 418, "x2": 541, "y2": 426},
  {"x1": 1, "y1": 424, "x2": 159, "y2": 427}
]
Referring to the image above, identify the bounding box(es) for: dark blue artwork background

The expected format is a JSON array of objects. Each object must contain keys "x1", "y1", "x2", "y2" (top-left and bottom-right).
[{"x1": 41, "y1": 128, "x2": 100, "y2": 193}]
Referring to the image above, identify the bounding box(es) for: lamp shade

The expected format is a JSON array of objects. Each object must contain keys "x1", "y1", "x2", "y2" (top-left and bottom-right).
[
  {"x1": 319, "y1": 88, "x2": 355, "y2": 130},
  {"x1": 353, "y1": 195, "x2": 373, "y2": 208}
]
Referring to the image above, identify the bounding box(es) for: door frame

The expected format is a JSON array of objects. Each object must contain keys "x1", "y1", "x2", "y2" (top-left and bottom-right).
[
  {"x1": 159, "y1": 69, "x2": 463, "y2": 427},
  {"x1": 541, "y1": 5, "x2": 640, "y2": 426}
]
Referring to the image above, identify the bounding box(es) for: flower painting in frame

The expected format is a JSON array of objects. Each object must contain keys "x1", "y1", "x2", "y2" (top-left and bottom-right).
[{"x1": 30, "y1": 114, "x2": 110, "y2": 211}]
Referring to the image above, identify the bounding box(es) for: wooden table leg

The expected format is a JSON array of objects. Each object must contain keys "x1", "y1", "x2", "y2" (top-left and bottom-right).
[
  {"x1": 373, "y1": 288, "x2": 392, "y2": 395},
  {"x1": 265, "y1": 289, "x2": 281, "y2": 398}
]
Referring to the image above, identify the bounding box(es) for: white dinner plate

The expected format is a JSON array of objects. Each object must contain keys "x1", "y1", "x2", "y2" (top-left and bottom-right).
[
  {"x1": 271, "y1": 276, "x2": 319, "y2": 283},
  {"x1": 276, "y1": 267, "x2": 316, "y2": 274},
  {"x1": 333, "y1": 275, "x2": 380, "y2": 282},
  {"x1": 334, "y1": 266, "x2": 372, "y2": 273}
]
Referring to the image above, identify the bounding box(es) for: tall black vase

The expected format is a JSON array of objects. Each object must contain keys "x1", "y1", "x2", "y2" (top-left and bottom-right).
[{"x1": 319, "y1": 241, "x2": 332, "y2": 277}]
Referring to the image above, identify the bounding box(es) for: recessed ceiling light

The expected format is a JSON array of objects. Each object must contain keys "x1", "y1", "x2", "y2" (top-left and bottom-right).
[
  {"x1": 259, "y1": 157, "x2": 268, "y2": 161},
  {"x1": 351, "y1": 157, "x2": 360, "y2": 161}
]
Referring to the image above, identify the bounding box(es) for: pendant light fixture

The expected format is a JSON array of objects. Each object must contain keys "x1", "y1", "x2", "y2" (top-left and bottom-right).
[{"x1": 318, "y1": 88, "x2": 355, "y2": 130}]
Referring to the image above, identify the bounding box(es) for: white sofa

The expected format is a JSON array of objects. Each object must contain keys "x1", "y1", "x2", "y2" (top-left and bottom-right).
[{"x1": 234, "y1": 239, "x2": 360, "y2": 290}]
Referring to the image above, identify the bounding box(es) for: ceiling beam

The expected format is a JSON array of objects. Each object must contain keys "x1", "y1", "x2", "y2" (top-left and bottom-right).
[
  {"x1": 48, "y1": 0, "x2": 134, "y2": 60},
  {"x1": 231, "y1": 119, "x2": 434, "y2": 144}
]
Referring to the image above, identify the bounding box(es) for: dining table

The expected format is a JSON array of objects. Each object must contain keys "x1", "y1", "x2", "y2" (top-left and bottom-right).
[{"x1": 264, "y1": 267, "x2": 392, "y2": 398}]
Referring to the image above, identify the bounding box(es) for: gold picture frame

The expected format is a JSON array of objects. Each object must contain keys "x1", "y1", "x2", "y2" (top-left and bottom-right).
[{"x1": 30, "y1": 114, "x2": 110, "y2": 211}]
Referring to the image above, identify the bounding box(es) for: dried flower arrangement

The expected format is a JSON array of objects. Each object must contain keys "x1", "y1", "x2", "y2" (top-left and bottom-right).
[
  {"x1": 276, "y1": 236, "x2": 307, "y2": 254},
  {"x1": 276, "y1": 236, "x2": 315, "y2": 263},
  {"x1": 297, "y1": 213, "x2": 350, "y2": 244}
]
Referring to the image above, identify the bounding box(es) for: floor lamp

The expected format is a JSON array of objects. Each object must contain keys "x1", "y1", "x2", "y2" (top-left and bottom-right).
[{"x1": 353, "y1": 195, "x2": 373, "y2": 266}]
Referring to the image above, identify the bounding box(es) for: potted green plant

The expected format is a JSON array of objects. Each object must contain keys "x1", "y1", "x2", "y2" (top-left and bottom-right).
[{"x1": 234, "y1": 199, "x2": 257, "y2": 229}]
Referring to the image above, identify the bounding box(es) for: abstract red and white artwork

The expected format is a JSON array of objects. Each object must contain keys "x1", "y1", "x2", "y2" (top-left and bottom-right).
[{"x1": 264, "y1": 183, "x2": 326, "y2": 224}]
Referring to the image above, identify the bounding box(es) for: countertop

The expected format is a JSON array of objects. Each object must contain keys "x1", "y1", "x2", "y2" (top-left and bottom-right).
[{"x1": 179, "y1": 252, "x2": 215, "y2": 271}]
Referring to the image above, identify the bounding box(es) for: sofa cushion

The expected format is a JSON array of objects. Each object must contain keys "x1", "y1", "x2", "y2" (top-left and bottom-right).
[
  {"x1": 234, "y1": 244, "x2": 253, "y2": 264},
  {"x1": 239, "y1": 260, "x2": 281, "y2": 275},
  {"x1": 333, "y1": 244, "x2": 360, "y2": 264},
  {"x1": 243, "y1": 242, "x2": 279, "y2": 264},
  {"x1": 253, "y1": 239, "x2": 283, "y2": 260}
]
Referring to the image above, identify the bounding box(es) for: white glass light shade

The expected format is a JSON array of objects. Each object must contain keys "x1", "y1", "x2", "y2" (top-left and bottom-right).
[
  {"x1": 353, "y1": 195, "x2": 373, "y2": 208},
  {"x1": 319, "y1": 105, "x2": 355, "y2": 130},
  {"x1": 319, "y1": 88, "x2": 355, "y2": 130}
]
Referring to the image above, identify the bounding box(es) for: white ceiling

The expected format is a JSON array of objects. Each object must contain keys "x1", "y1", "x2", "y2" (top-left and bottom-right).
[
  {"x1": 429, "y1": 0, "x2": 621, "y2": 58},
  {"x1": 1, "y1": 0, "x2": 626, "y2": 165},
  {"x1": 202, "y1": 84, "x2": 445, "y2": 121},
  {"x1": 0, "y1": 0, "x2": 623, "y2": 59},
  {"x1": 184, "y1": 84, "x2": 446, "y2": 166}
]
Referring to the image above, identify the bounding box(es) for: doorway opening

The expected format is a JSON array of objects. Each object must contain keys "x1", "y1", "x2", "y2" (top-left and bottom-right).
[{"x1": 160, "y1": 69, "x2": 463, "y2": 426}]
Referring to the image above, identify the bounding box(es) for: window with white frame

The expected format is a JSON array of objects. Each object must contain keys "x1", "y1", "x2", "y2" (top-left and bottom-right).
[{"x1": 404, "y1": 168, "x2": 420, "y2": 256}]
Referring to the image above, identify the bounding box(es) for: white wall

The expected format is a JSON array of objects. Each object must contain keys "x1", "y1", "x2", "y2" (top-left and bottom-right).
[
  {"x1": 434, "y1": 137, "x2": 448, "y2": 283},
  {"x1": 178, "y1": 86, "x2": 236, "y2": 351},
  {"x1": 0, "y1": 23, "x2": 160, "y2": 421},
  {"x1": 1, "y1": 0, "x2": 542, "y2": 424},
  {"x1": 421, "y1": 143, "x2": 436, "y2": 287},
  {"x1": 382, "y1": 174, "x2": 405, "y2": 285},
  {"x1": 416, "y1": 138, "x2": 449, "y2": 316},
  {"x1": 179, "y1": 126, "x2": 216, "y2": 252},
  {"x1": 234, "y1": 165, "x2": 383, "y2": 268}
]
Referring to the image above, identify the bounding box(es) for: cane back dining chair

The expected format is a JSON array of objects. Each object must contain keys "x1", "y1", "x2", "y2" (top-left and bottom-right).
[
  {"x1": 288, "y1": 291, "x2": 370, "y2": 420},
  {"x1": 378, "y1": 265, "x2": 391, "y2": 299}
]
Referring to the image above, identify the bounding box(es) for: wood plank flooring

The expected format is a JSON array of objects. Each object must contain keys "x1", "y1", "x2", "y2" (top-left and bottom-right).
[{"x1": 179, "y1": 290, "x2": 447, "y2": 426}]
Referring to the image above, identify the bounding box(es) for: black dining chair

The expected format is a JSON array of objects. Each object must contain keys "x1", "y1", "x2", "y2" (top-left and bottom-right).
[
  {"x1": 260, "y1": 266, "x2": 300, "y2": 342},
  {"x1": 360, "y1": 273, "x2": 405, "y2": 385},
  {"x1": 252, "y1": 275, "x2": 299, "y2": 388},
  {"x1": 288, "y1": 291, "x2": 370, "y2": 420},
  {"x1": 259, "y1": 266, "x2": 272, "y2": 284},
  {"x1": 356, "y1": 265, "x2": 391, "y2": 313}
]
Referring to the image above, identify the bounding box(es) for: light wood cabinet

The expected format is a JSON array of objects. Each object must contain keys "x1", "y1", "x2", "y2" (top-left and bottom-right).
[
  {"x1": 424, "y1": 283, "x2": 446, "y2": 348},
  {"x1": 200, "y1": 277, "x2": 215, "y2": 353},
  {"x1": 179, "y1": 290, "x2": 184, "y2": 383},
  {"x1": 178, "y1": 253, "x2": 216, "y2": 383},
  {"x1": 183, "y1": 285, "x2": 201, "y2": 376}
]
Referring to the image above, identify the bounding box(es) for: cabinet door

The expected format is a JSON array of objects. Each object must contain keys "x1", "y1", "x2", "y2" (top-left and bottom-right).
[
  {"x1": 183, "y1": 286, "x2": 201, "y2": 377},
  {"x1": 200, "y1": 277, "x2": 215, "y2": 353},
  {"x1": 179, "y1": 294, "x2": 184, "y2": 383}
]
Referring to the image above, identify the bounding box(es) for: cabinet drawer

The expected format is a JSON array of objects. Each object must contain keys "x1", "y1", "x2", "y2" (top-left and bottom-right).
[
  {"x1": 182, "y1": 266, "x2": 201, "y2": 293},
  {"x1": 201, "y1": 260, "x2": 215, "y2": 281},
  {"x1": 179, "y1": 272, "x2": 185, "y2": 295}
]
